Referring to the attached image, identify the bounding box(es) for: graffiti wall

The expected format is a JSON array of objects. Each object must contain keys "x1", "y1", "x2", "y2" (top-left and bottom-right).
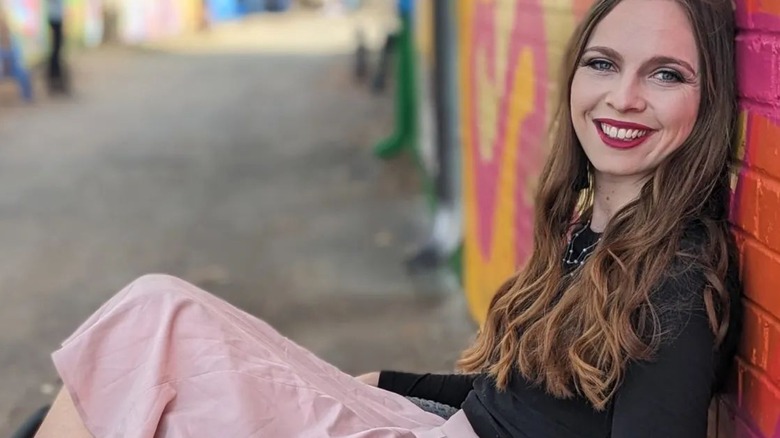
[
  {"x1": 458, "y1": 0, "x2": 780, "y2": 436},
  {"x1": 1, "y1": 0, "x2": 204, "y2": 64},
  {"x1": 115, "y1": 0, "x2": 203, "y2": 44},
  {"x1": 458, "y1": 0, "x2": 549, "y2": 320},
  {"x1": 3, "y1": 0, "x2": 107, "y2": 61},
  {"x1": 65, "y1": 0, "x2": 104, "y2": 47},
  {"x1": 1, "y1": 0, "x2": 46, "y2": 63},
  {"x1": 728, "y1": 1, "x2": 780, "y2": 436}
]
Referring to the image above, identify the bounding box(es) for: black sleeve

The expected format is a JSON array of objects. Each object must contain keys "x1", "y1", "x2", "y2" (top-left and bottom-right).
[
  {"x1": 377, "y1": 371, "x2": 477, "y2": 407},
  {"x1": 611, "y1": 269, "x2": 717, "y2": 438}
]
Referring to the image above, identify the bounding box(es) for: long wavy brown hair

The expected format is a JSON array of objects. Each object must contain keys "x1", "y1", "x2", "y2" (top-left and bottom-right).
[{"x1": 458, "y1": 0, "x2": 738, "y2": 410}]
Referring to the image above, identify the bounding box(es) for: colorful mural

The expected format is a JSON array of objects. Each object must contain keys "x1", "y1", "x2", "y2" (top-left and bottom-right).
[
  {"x1": 116, "y1": 0, "x2": 202, "y2": 44},
  {"x1": 458, "y1": 0, "x2": 780, "y2": 436},
  {"x1": 728, "y1": 1, "x2": 780, "y2": 437},
  {"x1": 459, "y1": 0, "x2": 549, "y2": 321},
  {"x1": 65, "y1": 0, "x2": 104, "y2": 47},
  {"x1": 1, "y1": 0, "x2": 46, "y2": 63},
  {"x1": 0, "y1": 0, "x2": 205, "y2": 65},
  {"x1": 2, "y1": 0, "x2": 106, "y2": 62},
  {"x1": 4, "y1": 0, "x2": 42, "y2": 36}
]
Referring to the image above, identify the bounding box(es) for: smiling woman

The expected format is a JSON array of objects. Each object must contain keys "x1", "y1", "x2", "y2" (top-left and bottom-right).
[
  {"x1": 571, "y1": 0, "x2": 702, "y2": 197},
  {"x1": 32, "y1": 0, "x2": 741, "y2": 437},
  {"x1": 450, "y1": 0, "x2": 742, "y2": 435}
]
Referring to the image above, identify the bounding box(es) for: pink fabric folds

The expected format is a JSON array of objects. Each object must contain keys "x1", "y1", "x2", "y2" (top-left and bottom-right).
[{"x1": 51, "y1": 274, "x2": 479, "y2": 438}]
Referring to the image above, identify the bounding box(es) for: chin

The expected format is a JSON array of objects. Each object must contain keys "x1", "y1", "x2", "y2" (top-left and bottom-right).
[{"x1": 589, "y1": 161, "x2": 646, "y2": 180}]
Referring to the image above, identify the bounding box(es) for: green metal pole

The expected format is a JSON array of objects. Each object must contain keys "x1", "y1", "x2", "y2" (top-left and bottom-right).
[{"x1": 373, "y1": 11, "x2": 416, "y2": 159}]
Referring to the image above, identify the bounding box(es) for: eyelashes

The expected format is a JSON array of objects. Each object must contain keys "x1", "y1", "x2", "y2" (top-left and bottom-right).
[
  {"x1": 579, "y1": 58, "x2": 690, "y2": 84},
  {"x1": 654, "y1": 69, "x2": 685, "y2": 83},
  {"x1": 583, "y1": 58, "x2": 614, "y2": 72}
]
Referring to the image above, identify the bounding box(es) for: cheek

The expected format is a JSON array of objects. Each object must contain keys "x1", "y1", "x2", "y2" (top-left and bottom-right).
[
  {"x1": 569, "y1": 73, "x2": 587, "y2": 116},
  {"x1": 570, "y1": 72, "x2": 602, "y2": 121},
  {"x1": 661, "y1": 91, "x2": 700, "y2": 137},
  {"x1": 570, "y1": 75, "x2": 599, "y2": 145}
]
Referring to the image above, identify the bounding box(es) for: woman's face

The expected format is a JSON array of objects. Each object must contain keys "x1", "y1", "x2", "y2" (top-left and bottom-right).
[{"x1": 570, "y1": 0, "x2": 700, "y2": 184}]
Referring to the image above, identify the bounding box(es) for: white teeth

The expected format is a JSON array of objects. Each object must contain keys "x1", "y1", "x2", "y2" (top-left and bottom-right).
[{"x1": 600, "y1": 123, "x2": 649, "y2": 141}]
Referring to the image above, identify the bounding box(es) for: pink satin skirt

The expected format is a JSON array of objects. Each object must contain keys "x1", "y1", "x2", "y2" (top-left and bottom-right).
[{"x1": 52, "y1": 274, "x2": 479, "y2": 438}]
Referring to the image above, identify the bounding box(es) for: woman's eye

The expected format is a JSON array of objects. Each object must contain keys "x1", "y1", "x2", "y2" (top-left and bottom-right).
[
  {"x1": 654, "y1": 69, "x2": 684, "y2": 83},
  {"x1": 585, "y1": 59, "x2": 614, "y2": 72}
]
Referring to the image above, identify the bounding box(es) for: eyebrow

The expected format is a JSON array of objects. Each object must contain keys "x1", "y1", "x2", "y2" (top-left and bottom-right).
[{"x1": 583, "y1": 46, "x2": 698, "y2": 76}]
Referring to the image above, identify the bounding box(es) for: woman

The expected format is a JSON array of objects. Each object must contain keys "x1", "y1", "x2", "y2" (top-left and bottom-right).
[
  {"x1": 35, "y1": 0, "x2": 742, "y2": 436},
  {"x1": 369, "y1": 0, "x2": 744, "y2": 434}
]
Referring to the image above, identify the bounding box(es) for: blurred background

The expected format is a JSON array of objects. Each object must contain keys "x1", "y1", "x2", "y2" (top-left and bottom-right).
[
  {"x1": 2, "y1": 0, "x2": 780, "y2": 437},
  {"x1": 0, "y1": 0, "x2": 476, "y2": 434}
]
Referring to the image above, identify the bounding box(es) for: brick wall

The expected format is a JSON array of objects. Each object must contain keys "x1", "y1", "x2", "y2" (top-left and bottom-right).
[
  {"x1": 457, "y1": 1, "x2": 780, "y2": 436},
  {"x1": 725, "y1": 2, "x2": 780, "y2": 437}
]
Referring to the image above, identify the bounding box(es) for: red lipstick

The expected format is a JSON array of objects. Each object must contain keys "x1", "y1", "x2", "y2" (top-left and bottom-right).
[{"x1": 592, "y1": 118, "x2": 655, "y2": 150}]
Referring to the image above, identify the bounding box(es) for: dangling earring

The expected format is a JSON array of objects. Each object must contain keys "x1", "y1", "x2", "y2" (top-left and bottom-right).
[{"x1": 572, "y1": 162, "x2": 591, "y2": 192}]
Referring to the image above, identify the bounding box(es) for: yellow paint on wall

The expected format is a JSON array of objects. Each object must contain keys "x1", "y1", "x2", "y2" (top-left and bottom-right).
[
  {"x1": 459, "y1": 0, "x2": 487, "y2": 323},
  {"x1": 736, "y1": 110, "x2": 748, "y2": 163},
  {"x1": 460, "y1": 0, "x2": 538, "y2": 323},
  {"x1": 176, "y1": 0, "x2": 196, "y2": 32},
  {"x1": 542, "y1": 0, "x2": 576, "y2": 128},
  {"x1": 475, "y1": 50, "x2": 499, "y2": 163}
]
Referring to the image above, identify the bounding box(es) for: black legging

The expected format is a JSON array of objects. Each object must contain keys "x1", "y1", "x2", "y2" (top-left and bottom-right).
[{"x1": 47, "y1": 19, "x2": 65, "y2": 89}]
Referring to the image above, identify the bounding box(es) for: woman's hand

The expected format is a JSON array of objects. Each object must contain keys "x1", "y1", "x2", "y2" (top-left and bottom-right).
[{"x1": 355, "y1": 371, "x2": 380, "y2": 386}]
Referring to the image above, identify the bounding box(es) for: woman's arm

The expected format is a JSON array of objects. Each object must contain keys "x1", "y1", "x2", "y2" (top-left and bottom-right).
[{"x1": 378, "y1": 371, "x2": 478, "y2": 408}]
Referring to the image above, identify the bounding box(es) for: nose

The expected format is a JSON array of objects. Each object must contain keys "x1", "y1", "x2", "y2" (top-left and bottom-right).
[{"x1": 604, "y1": 75, "x2": 647, "y2": 113}]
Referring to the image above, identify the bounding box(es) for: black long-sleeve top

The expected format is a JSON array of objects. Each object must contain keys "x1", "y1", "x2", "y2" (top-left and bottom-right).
[{"x1": 379, "y1": 226, "x2": 742, "y2": 438}]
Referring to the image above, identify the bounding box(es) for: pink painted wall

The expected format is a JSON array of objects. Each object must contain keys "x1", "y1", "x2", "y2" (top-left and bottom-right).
[
  {"x1": 458, "y1": 0, "x2": 549, "y2": 320},
  {"x1": 721, "y1": 1, "x2": 780, "y2": 437}
]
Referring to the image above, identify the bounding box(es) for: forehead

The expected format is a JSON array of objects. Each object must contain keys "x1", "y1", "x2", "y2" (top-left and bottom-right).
[{"x1": 587, "y1": 0, "x2": 698, "y2": 67}]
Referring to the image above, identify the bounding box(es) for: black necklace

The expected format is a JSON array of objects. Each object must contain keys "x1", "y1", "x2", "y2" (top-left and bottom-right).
[{"x1": 563, "y1": 222, "x2": 601, "y2": 269}]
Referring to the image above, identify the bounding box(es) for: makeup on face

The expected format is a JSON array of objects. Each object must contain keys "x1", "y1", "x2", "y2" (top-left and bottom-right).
[
  {"x1": 569, "y1": 0, "x2": 701, "y2": 182},
  {"x1": 592, "y1": 118, "x2": 655, "y2": 150}
]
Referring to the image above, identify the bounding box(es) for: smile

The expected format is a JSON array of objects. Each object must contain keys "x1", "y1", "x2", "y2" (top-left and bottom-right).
[
  {"x1": 599, "y1": 123, "x2": 647, "y2": 140},
  {"x1": 592, "y1": 118, "x2": 655, "y2": 150}
]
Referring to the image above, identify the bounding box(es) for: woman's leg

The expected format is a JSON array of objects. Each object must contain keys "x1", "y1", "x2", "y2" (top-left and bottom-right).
[
  {"x1": 35, "y1": 388, "x2": 93, "y2": 438},
  {"x1": 45, "y1": 275, "x2": 446, "y2": 436}
]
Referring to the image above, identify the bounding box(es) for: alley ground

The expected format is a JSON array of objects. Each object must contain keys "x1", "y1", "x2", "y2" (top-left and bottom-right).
[{"x1": 0, "y1": 8, "x2": 475, "y2": 435}]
